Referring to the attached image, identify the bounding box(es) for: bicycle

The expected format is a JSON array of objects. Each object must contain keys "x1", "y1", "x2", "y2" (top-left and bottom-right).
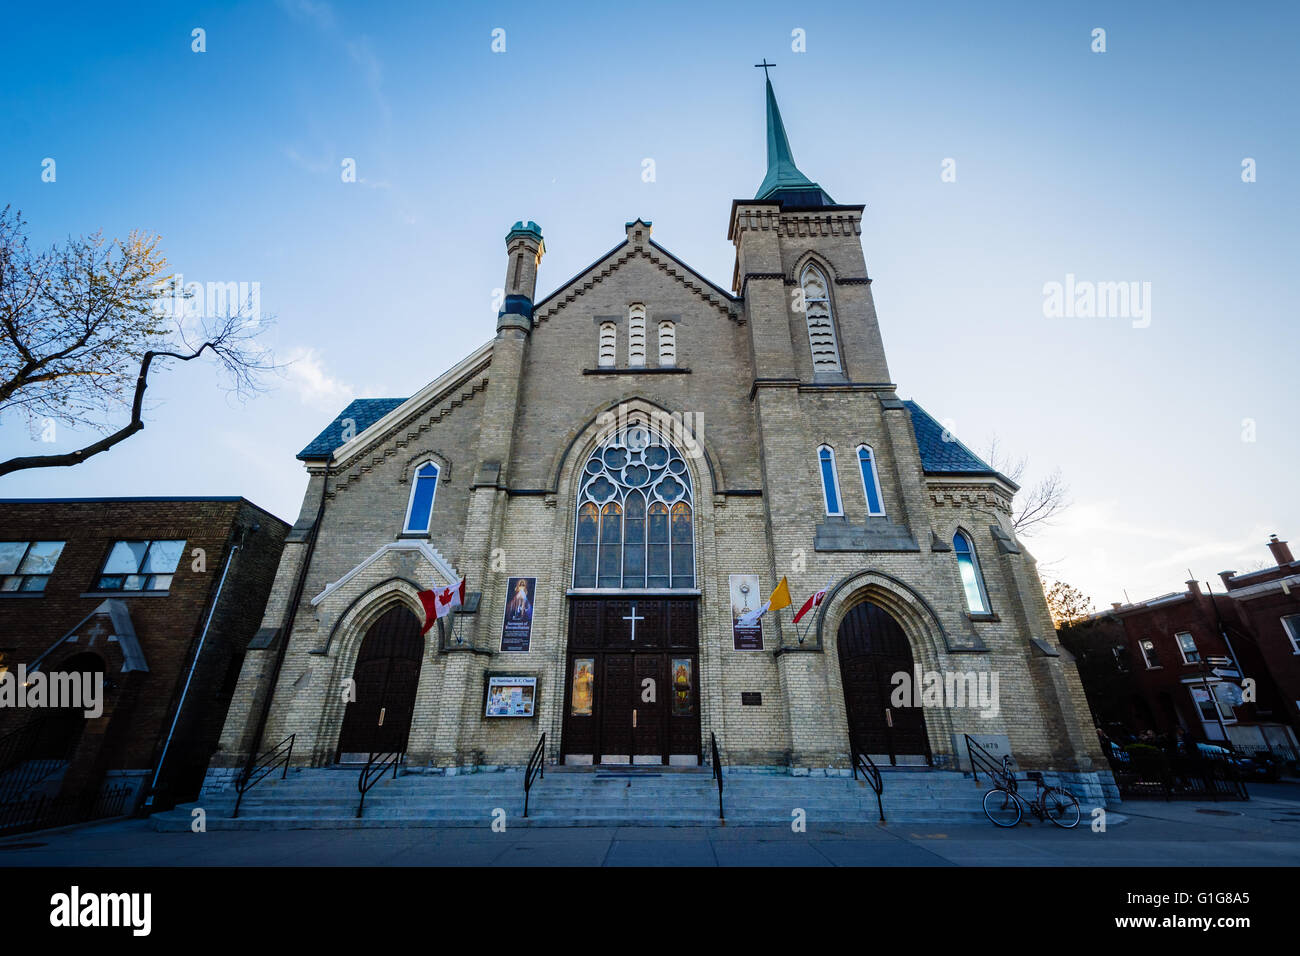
[{"x1": 981, "y1": 755, "x2": 1081, "y2": 829}]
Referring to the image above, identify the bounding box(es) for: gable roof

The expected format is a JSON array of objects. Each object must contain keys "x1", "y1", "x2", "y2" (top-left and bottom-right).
[
  {"x1": 904, "y1": 400, "x2": 1017, "y2": 488},
  {"x1": 298, "y1": 398, "x2": 407, "y2": 460},
  {"x1": 532, "y1": 230, "x2": 737, "y2": 320}
]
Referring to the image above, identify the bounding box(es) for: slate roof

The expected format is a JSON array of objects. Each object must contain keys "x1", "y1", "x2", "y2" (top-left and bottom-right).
[
  {"x1": 904, "y1": 400, "x2": 1013, "y2": 485},
  {"x1": 297, "y1": 398, "x2": 408, "y2": 460},
  {"x1": 296, "y1": 394, "x2": 1010, "y2": 490}
]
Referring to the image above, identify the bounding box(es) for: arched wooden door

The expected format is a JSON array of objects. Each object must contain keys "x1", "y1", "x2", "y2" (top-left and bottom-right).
[
  {"x1": 837, "y1": 600, "x2": 930, "y2": 766},
  {"x1": 336, "y1": 606, "x2": 424, "y2": 760}
]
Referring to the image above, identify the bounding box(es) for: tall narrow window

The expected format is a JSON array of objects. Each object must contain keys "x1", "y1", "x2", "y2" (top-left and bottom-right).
[
  {"x1": 953, "y1": 530, "x2": 989, "y2": 614},
  {"x1": 818, "y1": 445, "x2": 843, "y2": 516},
  {"x1": 856, "y1": 444, "x2": 885, "y2": 516},
  {"x1": 404, "y1": 461, "x2": 439, "y2": 533},
  {"x1": 598, "y1": 502, "x2": 623, "y2": 587},
  {"x1": 800, "y1": 264, "x2": 842, "y2": 374},
  {"x1": 573, "y1": 424, "x2": 695, "y2": 589},
  {"x1": 574, "y1": 503, "x2": 599, "y2": 587},
  {"x1": 1176, "y1": 631, "x2": 1200, "y2": 664},
  {"x1": 658, "y1": 321, "x2": 676, "y2": 366},
  {"x1": 598, "y1": 322, "x2": 617, "y2": 367},
  {"x1": 628, "y1": 304, "x2": 647, "y2": 367}
]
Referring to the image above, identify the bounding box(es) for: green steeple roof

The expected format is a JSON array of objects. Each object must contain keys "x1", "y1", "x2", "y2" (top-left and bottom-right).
[{"x1": 755, "y1": 77, "x2": 834, "y2": 206}]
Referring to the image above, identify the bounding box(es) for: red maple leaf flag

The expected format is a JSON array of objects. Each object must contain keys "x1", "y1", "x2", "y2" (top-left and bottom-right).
[
  {"x1": 793, "y1": 581, "x2": 832, "y2": 625},
  {"x1": 417, "y1": 578, "x2": 466, "y2": 635}
]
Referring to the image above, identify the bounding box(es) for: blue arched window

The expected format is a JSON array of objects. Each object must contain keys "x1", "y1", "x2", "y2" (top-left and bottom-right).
[
  {"x1": 403, "y1": 461, "x2": 439, "y2": 534},
  {"x1": 856, "y1": 444, "x2": 885, "y2": 516},
  {"x1": 953, "y1": 529, "x2": 990, "y2": 614},
  {"x1": 818, "y1": 445, "x2": 843, "y2": 516}
]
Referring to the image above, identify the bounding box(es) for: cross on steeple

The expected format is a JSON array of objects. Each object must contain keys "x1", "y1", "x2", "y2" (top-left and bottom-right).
[{"x1": 754, "y1": 59, "x2": 776, "y2": 80}]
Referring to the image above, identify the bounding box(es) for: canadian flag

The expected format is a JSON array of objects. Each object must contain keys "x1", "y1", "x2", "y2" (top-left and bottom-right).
[
  {"x1": 417, "y1": 578, "x2": 466, "y2": 635},
  {"x1": 793, "y1": 581, "x2": 832, "y2": 624}
]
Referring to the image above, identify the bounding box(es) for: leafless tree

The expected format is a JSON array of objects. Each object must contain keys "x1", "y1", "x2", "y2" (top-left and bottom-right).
[
  {"x1": 985, "y1": 434, "x2": 1070, "y2": 537},
  {"x1": 0, "y1": 206, "x2": 276, "y2": 477}
]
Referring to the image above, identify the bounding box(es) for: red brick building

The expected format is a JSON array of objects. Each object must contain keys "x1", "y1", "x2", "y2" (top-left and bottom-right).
[
  {"x1": 1220, "y1": 534, "x2": 1300, "y2": 745},
  {"x1": 0, "y1": 497, "x2": 287, "y2": 810},
  {"x1": 1060, "y1": 535, "x2": 1300, "y2": 759}
]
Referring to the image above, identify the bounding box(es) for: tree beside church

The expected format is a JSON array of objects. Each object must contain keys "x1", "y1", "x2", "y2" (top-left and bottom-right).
[{"x1": 206, "y1": 78, "x2": 1112, "y2": 802}]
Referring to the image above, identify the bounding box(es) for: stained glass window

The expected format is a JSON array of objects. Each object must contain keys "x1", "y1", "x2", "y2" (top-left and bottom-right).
[{"x1": 572, "y1": 423, "x2": 695, "y2": 589}]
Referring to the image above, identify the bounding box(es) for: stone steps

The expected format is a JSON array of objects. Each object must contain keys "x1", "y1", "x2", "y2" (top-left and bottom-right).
[{"x1": 152, "y1": 766, "x2": 996, "y2": 830}]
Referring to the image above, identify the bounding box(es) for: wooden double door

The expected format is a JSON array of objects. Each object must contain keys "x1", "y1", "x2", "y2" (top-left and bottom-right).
[
  {"x1": 336, "y1": 606, "x2": 424, "y2": 760},
  {"x1": 562, "y1": 598, "x2": 701, "y2": 765},
  {"x1": 837, "y1": 600, "x2": 931, "y2": 765}
]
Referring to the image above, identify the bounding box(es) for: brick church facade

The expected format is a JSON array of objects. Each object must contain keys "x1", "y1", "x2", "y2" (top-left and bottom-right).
[{"x1": 210, "y1": 79, "x2": 1111, "y2": 796}]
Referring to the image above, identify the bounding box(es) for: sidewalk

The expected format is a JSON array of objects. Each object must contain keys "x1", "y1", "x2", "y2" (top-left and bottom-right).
[{"x1": 1, "y1": 783, "x2": 1297, "y2": 867}]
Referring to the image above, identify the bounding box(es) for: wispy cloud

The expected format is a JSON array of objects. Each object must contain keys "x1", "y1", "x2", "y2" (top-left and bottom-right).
[{"x1": 283, "y1": 347, "x2": 355, "y2": 409}]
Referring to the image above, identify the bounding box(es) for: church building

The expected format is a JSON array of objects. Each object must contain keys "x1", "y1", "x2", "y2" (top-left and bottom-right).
[{"x1": 210, "y1": 78, "x2": 1111, "y2": 798}]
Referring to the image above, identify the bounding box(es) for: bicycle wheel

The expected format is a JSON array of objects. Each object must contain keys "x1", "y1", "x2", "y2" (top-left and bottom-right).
[
  {"x1": 983, "y1": 788, "x2": 1022, "y2": 828},
  {"x1": 1041, "y1": 787, "x2": 1081, "y2": 829}
]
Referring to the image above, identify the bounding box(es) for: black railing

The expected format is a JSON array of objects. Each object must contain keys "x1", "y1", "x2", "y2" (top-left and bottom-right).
[
  {"x1": 710, "y1": 732, "x2": 724, "y2": 823},
  {"x1": 523, "y1": 733, "x2": 546, "y2": 818},
  {"x1": 0, "y1": 717, "x2": 76, "y2": 804},
  {"x1": 965, "y1": 734, "x2": 1014, "y2": 789},
  {"x1": 231, "y1": 733, "x2": 295, "y2": 819},
  {"x1": 356, "y1": 751, "x2": 402, "y2": 818},
  {"x1": 0, "y1": 784, "x2": 132, "y2": 837},
  {"x1": 1106, "y1": 746, "x2": 1249, "y2": 802},
  {"x1": 851, "y1": 746, "x2": 885, "y2": 823}
]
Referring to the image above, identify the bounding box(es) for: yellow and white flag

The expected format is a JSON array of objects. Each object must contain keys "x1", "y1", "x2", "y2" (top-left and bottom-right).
[{"x1": 737, "y1": 576, "x2": 791, "y2": 628}]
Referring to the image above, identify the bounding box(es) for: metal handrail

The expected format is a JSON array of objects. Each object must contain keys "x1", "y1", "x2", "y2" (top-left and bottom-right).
[
  {"x1": 523, "y1": 732, "x2": 546, "y2": 818},
  {"x1": 850, "y1": 745, "x2": 885, "y2": 822},
  {"x1": 356, "y1": 750, "x2": 401, "y2": 818},
  {"x1": 965, "y1": 734, "x2": 1013, "y2": 789},
  {"x1": 232, "y1": 733, "x2": 295, "y2": 818},
  {"x1": 710, "y1": 731, "x2": 724, "y2": 823}
]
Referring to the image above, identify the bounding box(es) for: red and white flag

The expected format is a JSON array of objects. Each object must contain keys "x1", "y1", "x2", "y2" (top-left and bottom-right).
[
  {"x1": 793, "y1": 581, "x2": 832, "y2": 624},
  {"x1": 418, "y1": 578, "x2": 466, "y2": 635}
]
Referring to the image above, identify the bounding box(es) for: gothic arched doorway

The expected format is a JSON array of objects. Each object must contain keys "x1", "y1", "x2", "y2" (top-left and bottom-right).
[
  {"x1": 336, "y1": 606, "x2": 424, "y2": 761},
  {"x1": 837, "y1": 600, "x2": 931, "y2": 766}
]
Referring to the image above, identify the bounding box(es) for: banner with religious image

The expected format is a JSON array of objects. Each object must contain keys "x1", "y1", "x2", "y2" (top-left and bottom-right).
[
  {"x1": 500, "y1": 576, "x2": 537, "y2": 652},
  {"x1": 730, "y1": 573, "x2": 764, "y2": 650}
]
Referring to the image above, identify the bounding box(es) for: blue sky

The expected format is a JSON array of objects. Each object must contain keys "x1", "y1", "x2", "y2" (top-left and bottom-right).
[{"x1": 1, "y1": 0, "x2": 1296, "y2": 607}]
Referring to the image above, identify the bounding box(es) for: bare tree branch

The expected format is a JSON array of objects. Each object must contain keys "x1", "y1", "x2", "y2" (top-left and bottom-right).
[
  {"x1": 0, "y1": 206, "x2": 277, "y2": 476},
  {"x1": 984, "y1": 433, "x2": 1071, "y2": 536}
]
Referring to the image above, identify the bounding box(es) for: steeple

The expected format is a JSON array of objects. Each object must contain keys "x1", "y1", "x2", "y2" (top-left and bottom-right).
[{"x1": 754, "y1": 75, "x2": 835, "y2": 206}]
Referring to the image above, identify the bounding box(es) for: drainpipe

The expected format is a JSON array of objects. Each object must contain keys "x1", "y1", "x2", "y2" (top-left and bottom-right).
[
  {"x1": 239, "y1": 463, "x2": 331, "y2": 779},
  {"x1": 145, "y1": 526, "x2": 248, "y2": 805}
]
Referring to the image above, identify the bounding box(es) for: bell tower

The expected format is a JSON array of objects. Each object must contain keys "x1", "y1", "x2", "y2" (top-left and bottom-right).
[{"x1": 729, "y1": 69, "x2": 891, "y2": 386}]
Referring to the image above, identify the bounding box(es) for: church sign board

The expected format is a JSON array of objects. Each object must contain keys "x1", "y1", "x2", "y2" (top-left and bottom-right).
[
  {"x1": 484, "y1": 675, "x2": 537, "y2": 718},
  {"x1": 729, "y1": 573, "x2": 763, "y2": 651},
  {"x1": 500, "y1": 576, "x2": 536, "y2": 652}
]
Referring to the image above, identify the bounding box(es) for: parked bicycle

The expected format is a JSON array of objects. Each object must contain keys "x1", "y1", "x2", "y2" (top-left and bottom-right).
[{"x1": 982, "y1": 755, "x2": 1081, "y2": 829}]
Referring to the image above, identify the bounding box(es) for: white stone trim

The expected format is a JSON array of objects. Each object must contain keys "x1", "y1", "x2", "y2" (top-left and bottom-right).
[{"x1": 310, "y1": 541, "x2": 460, "y2": 606}]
